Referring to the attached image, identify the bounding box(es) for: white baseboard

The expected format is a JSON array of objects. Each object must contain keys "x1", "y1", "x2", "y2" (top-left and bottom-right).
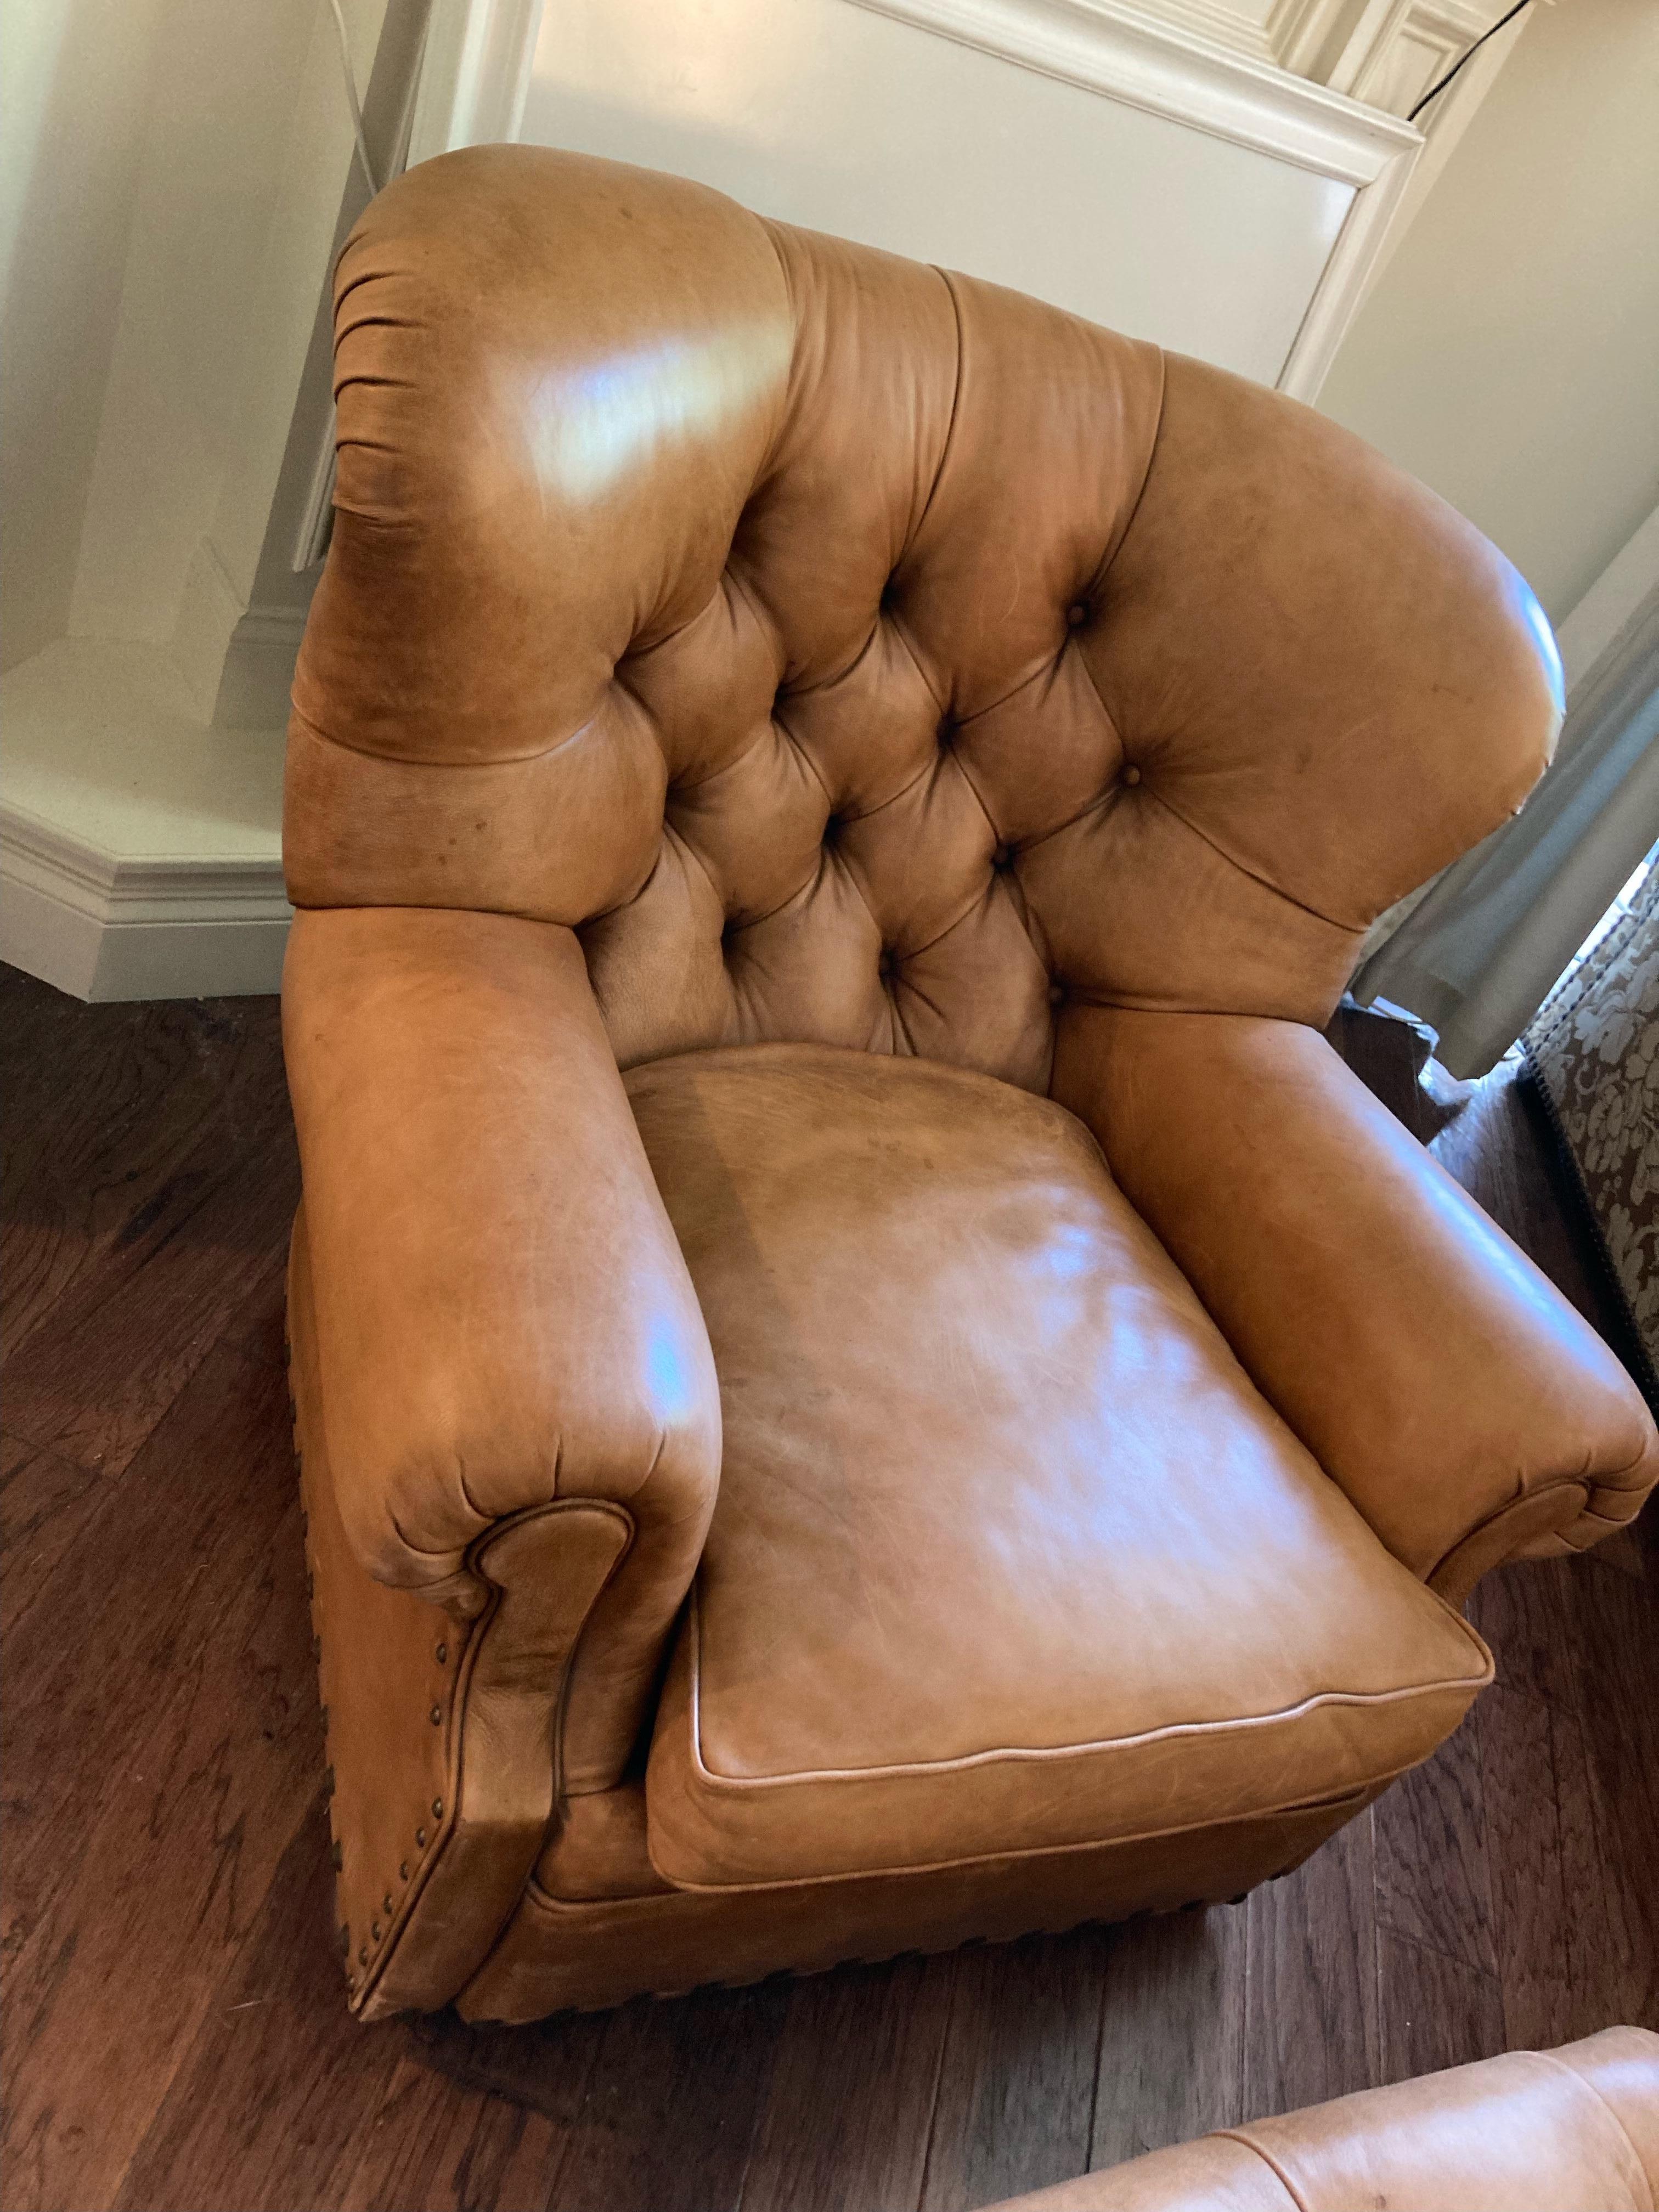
[
  {"x1": 1, "y1": 804, "x2": 291, "y2": 1001},
  {"x1": 1, "y1": 637, "x2": 290, "y2": 1003}
]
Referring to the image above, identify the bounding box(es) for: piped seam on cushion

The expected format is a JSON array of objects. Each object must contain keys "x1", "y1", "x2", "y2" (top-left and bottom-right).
[
  {"x1": 628, "y1": 1779, "x2": 1379, "y2": 1899},
  {"x1": 682, "y1": 1589, "x2": 1492, "y2": 1790},
  {"x1": 1210, "y1": 2130, "x2": 1310, "y2": 2212}
]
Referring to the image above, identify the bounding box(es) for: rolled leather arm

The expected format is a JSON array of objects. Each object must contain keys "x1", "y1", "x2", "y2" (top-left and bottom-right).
[
  {"x1": 1053, "y1": 1007, "x2": 1657, "y2": 1600},
  {"x1": 283, "y1": 905, "x2": 723, "y2": 1786}
]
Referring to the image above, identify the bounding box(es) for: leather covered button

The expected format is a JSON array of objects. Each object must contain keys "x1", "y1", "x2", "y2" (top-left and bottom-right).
[
  {"x1": 936, "y1": 716, "x2": 955, "y2": 750},
  {"x1": 1047, "y1": 980, "x2": 1066, "y2": 1006},
  {"x1": 991, "y1": 843, "x2": 1014, "y2": 873},
  {"x1": 1066, "y1": 600, "x2": 1090, "y2": 628},
  {"x1": 877, "y1": 949, "x2": 895, "y2": 981},
  {"x1": 1121, "y1": 764, "x2": 1142, "y2": 786}
]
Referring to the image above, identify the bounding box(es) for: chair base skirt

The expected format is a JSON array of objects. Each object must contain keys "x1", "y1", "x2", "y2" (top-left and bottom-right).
[{"x1": 450, "y1": 1786, "x2": 1376, "y2": 2026}]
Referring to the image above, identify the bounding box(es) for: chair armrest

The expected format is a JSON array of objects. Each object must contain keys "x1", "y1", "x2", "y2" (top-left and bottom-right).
[
  {"x1": 1053, "y1": 1007, "x2": 1657, "y2": 1600},
  {"x1": 283, "y1": 904, "x2": 721, "y2": 1787}
]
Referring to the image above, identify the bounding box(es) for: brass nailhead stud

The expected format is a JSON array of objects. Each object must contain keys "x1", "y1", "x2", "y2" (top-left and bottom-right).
[
  {"x1": 435, "y1": 1643, "x2": 448, "y2": 1665},
  {"x1": 432, "y1": 1798, "x2": 444, "y2": 1820},
  {"x1": 416, "y1": 1827, "x2": 427, "y2": 1848},
  {"x1": 371, "y1": 1921, "x2": 382, "y2": 1941},
  {"x1": 399, "y1": 1860, "x2": 410, "y2": 1881},
  {"x1": 429, "y1": 1704, "x2": 442, "y2": 1726},
  {"x1": 1121, "y1": 764, "x2": 1142, "y2": 786},
  {"x1": 383, "y1": 1893, "x2": 394, "y2": 1915},
  {"x1": 359, "y1": 1944, "x2": 368, "y2": 1965}
]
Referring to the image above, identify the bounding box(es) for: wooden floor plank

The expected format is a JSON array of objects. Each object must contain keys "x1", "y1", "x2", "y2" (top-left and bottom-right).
[
  {"x1": 1480, "y1": 1682, "x2": 1582, "y2": 2051},
  {"x1": 1, "y1": 1109, "x2": 297, "y2": 1484},
  {"x1": 739, "y1": 1954, "x2": 957, "y2": 2212},
  {"x1": 1372, "y1": 1711, "x2": 1496, "y2": 1977},
  {"x1": 1468, "y1": 1558, "x2": 1585, "y2": 1713},
  {"x1": 1090, "y1": 1906, "x2": 1245, "y2": 2170},
  {"x1": 115, "y1": 1799, "x2": 410, "y2": 2212},
  {"x1": 921, "y1": 1928, "x2": 1110, "y2": 2212},
  {"x1": 1, "y1": 1338, "x2": 318, "y2": 2212},
  {"x1": 1377, "y1": 1931, "x2": 1506, "y2": 2084},
  {"x1": 0, "y1": 1427, "x2": 108, "y2": 1639},
  {"x1": 1244, "y1": 1814, "x2": 1380, "y2": 2117},
  {"x1": 1, "y1": 979, "x2": 274, "y2": 1359}
]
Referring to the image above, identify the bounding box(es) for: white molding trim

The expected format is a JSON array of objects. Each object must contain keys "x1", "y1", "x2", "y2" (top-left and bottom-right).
[
  {"x1": 847, "y1": 0, "x2": 1419, "y2": 180},
  {"x1": 408, "y1": 0, "x2": 546, "y2": 165},
  {"x1": 844, "y1": 0, "x2": 1420, "y2": 396},
  {"x1": 1, "y1": 803, "x2": 291, "y2": 1002}
]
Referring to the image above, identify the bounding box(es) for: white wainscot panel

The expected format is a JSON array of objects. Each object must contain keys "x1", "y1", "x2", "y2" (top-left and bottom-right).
[{"x1": 522, "y1": 0, "x2": 1407, "y2": 390}]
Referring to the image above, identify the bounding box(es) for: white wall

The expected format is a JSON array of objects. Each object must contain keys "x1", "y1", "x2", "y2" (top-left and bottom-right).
[
  {"x1": 0, "y1": 0, "x2": 396, "y2": 678},
  {"x1": 521, "y1": 0, "x2": 1392, "y2": 393},
  {"x1": 0, "y1": 0, "x2": 169, "y2": 669},
  {"x1": 1318, "y1": 0, "x2": 1659, "y2": 625}
]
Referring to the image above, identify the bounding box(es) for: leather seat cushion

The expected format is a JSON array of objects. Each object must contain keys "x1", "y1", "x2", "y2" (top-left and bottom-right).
[{"x1": 633, "y1": 1044, "x2": 1491, "y2": 1889}]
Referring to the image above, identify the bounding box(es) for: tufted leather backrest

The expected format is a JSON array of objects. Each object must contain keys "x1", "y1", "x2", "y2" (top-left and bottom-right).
[{"x1": 285, "y1": 145, "x2": 1563, "y2": 1091}]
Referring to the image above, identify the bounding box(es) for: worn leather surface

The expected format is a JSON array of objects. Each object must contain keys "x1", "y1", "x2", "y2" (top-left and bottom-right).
[
  {"x1": 633, "y1": 1045, "x2": 1489, "y2": 1888},
  {"x1": 1057, "y1": 1009, "x2": 1659, "y2": 1594},
  {"x1": 465, "y1": 1778, "x2": 1374, "y2": 2023},
  {"x1": 279, "y1": 142, "x2": 1656, "y2": 2016},
  {"x1": 286, "y1": 144, "x2": 1562, "y2": 1074},
  {"x1": 283, "y1": 906, "x2": 721, "y2": 1793},
  {"x1": 291, "y1": 1214, "x2": 634, "y2": 2016},
  {"x1": 978, "y1": 2027, "x2": 1659, "y2": 2210}
]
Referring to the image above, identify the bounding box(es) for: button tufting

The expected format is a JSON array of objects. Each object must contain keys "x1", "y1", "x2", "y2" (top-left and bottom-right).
[
  {"x1": 936, "y1": 716, "x2": 955, "y2": 749},
  {"x1": 879, "y1": 575, "x2": 900, "y2": 613},
  {"x1": 1121, "y1": 764, "x2": 1142, "y2": 786},
  {"x1": 877, "y1": 949, "x2": 896, "y2": 981},
  {"x1": 1048, "y1": 980, "x2": 1066, "y2": 1007},
  {"x1": 822, "y1": 812, "x2": 844, "y2": 848},
  {"x1": 1066, "y1": 600, "x2": 1090, "y2": 629},
  {"x1": 991, "y1": 843, "x2": 1014, "y2": 873}
]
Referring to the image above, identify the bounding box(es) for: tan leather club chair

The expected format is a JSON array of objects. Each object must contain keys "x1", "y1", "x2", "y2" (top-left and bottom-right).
[
  {"x1": 281, "y1": 144, "x2": 1658, "y2": 2024},
  {"x1": 978, "y1": 2028, "x2": 1659, "y2": 2211}
]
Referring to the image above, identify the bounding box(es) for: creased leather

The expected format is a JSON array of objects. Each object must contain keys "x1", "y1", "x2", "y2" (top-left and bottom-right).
[
  {"x1": 285, "y1": 145, "x2": 1562, "y2": 1080},
  {"x1": 279, "y1": 142, "x2": 1654, "y2": 2020},
  {"x1": 979, "y1": 2028, "x2": 1659, "y2": 2211},
  {"x1": 1054, "y1": 1008, "x2": 1659, "y2": 1586},
  {"x1": 632, "y1": 1045, "x2": 1488, "y2": 1889},
  {"x1": 464, "y1": 1782, "x2": 1374, "y2": 2024},
  {"x1": 282, "y1": 906, "x2": 721, "y2": 1792}
]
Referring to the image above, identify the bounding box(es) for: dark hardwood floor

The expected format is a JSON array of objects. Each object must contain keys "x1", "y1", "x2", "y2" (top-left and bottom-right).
[{"x1": 3, "y1": 966, "x2": 1655, "y2": 2212}]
